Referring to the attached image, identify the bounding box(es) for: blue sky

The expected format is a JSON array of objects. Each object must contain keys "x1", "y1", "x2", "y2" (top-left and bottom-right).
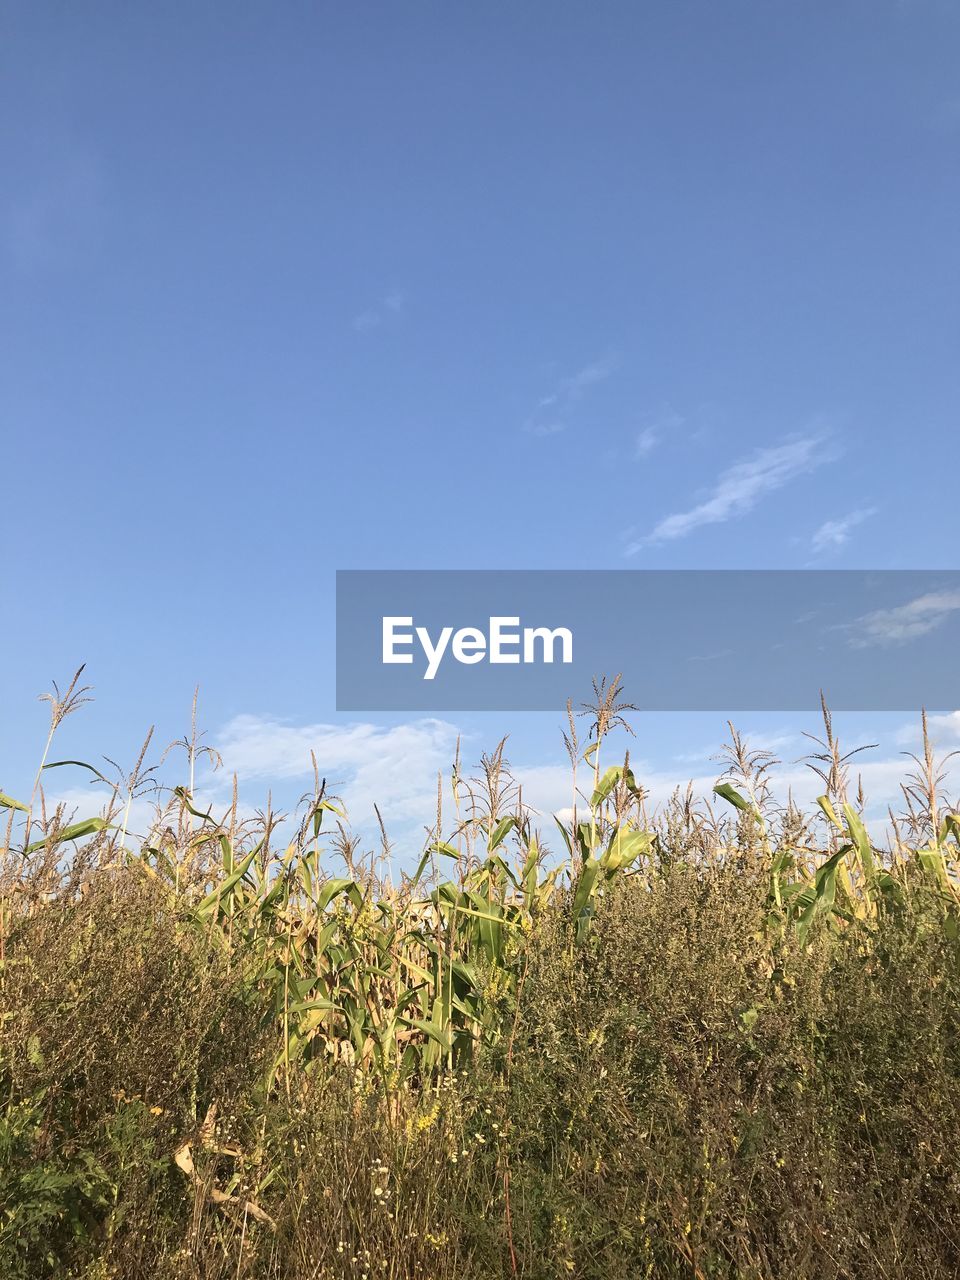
[{"x1": 3, "y1": 2, "x2": 959, "y2": 845}]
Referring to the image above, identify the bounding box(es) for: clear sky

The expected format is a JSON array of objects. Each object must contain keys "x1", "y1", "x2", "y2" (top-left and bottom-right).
[{"x1": 3, "y1": 2, "x2": 959, "y2": 844}]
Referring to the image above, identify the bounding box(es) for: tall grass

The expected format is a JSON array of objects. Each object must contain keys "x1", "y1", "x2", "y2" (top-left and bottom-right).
[{"x1": 2, "y1": 673, "x2": 960, "y2": 1278}]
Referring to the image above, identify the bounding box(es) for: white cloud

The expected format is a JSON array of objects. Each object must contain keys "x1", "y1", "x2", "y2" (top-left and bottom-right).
[
  {"x1": 625, "y1": 435, "x2": 830, "y2": 553},
  {"x1": 927, "y1": 711, "x2": 960, "y2": 742},
  {"x1": 895, "y1": 711, "x2": 960, "y2": 747},
  {"x1": 210, "y1": 714, "x2": 461, "y2": 830},
  {"x1": 850, "y1": 590, "x2": 960, "y2": 648},
  {"x1": 39, "y1": 784, "x2": 118, "y2": 818},
  {"x1": 811, "y1": 507, "x2": 876, "y2": 554},
  {"x1": 513, "y1": 762, "x2": 575, "y2": 812}
]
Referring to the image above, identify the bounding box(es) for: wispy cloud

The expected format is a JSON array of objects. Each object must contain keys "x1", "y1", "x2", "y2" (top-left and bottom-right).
[
  {"x1": 634, "y1": 409, "x2": 683, "y2": 459},
  {"x1": 811, "y1": 507, "x2": 876, "y2": 555},
  {"x1": 523, "y1": 356, "x2": 617, "y2": 436},
  {"x1": 849, "y1": 590, "x2": 960, "y2": 648},
  {"x1": 352, "y1": 291, "x2": 405, "y2": 332},
  {"x1": 557, "y1": 358, "x2": 617, "y2": 400},
  {"x1": 625, "y1": 435, "x2": 830, "y2": 553}
]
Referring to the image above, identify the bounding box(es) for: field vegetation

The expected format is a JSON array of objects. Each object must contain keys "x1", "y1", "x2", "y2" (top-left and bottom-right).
[{"x1": 2, "y1": 671, "x2": 960, "y2": 1278}]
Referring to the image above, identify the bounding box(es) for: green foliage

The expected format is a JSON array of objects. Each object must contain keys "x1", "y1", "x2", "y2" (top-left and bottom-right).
[{"x1": 0, "y1": 1092, "x2": 111, "y2": 1278}]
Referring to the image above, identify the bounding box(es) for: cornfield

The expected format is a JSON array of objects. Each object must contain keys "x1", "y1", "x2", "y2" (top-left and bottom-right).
[{"x1": 2, "y1": 670, "x2": 960, "y2": 1279}]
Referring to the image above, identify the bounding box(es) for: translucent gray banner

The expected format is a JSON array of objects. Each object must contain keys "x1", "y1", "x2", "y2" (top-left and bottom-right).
[{"x1": 335, "y1": 570, "x2": 960, "y2": 711}]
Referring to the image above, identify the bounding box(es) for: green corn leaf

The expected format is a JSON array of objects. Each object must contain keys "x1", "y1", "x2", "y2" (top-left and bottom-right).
[
  {"x1": 577, "y1": 820, "x2": 597, "y2": 855},
  {"x1": 796, "y1": 845, "x2": 849, "y2": 945},
  {"x1": 591, "y1": 766, "x2": 623, "y2": 808},
  {"x1": 487, "y1": 815, "x2": 517, "y2": 851},
  {"x1": 196, "y1": 843, "x2": 261, "y2": 918},
  {"x1": 602, "y1": 826, "x2": 651, "y2": 876},
  {"x1": 26, "y1": 816, "x2": 112, "y2": 853},
  {"x1": 287, "y1": 998, "x2": 338, "y2": 1015},
  {"x1": 591, "y1": 764, "x2": 641, "y2": 808},
  {"x1": 843, "y1": 803, "x2": 877, "y2": 882},
  {"x1": 315, "y1": 877, "x2": 363, "y2": 914},
  {"x1": 411, "y1": 841, "x2": 460, "y2": 886},
  {"x1": 446, "y1": 899, "x2": 520, "y2": 928},
  {"x1": 714, "y1": 782, "x2": 752, "y2": 813},
  {"x1": 399, "y1": 955, "x2": 433, "y2": 984},
  {"x1": 483, "y1": 853, "x2": 518, "y2": 886},
  {"x1": 173, "y1": 787, "x2": 219, "y2": 827},
  {"x1": 42, "y1": 759, "x2": 114, "y2": 787},
  {"x1": 430, "y1": 881, "x2": 460, "y2": 907},
  {"x1": 918, "y1": 847, "x2": 952, "y2": 894},
  {"x1": 432, "y1": 841, "x2": 461, "y2": 859},
  {"x1": 572, "y1": 856, "x2": 601, "y2": 921},
  {"x1": 310, "y1": 797, "x2": 345, "y2": 838},
  {"x1": 401, "y1": 1017, "x2": 452, "y2": 1052},
  {"x1": 553, "y1": 818, "x2": 573, "y2": 858},
  {"x1": 816, "y1": 795, "x2": 843, "y2": 830},
  {"x1": 219, "y1": 834, "x2": 235, "y2": 877}
]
